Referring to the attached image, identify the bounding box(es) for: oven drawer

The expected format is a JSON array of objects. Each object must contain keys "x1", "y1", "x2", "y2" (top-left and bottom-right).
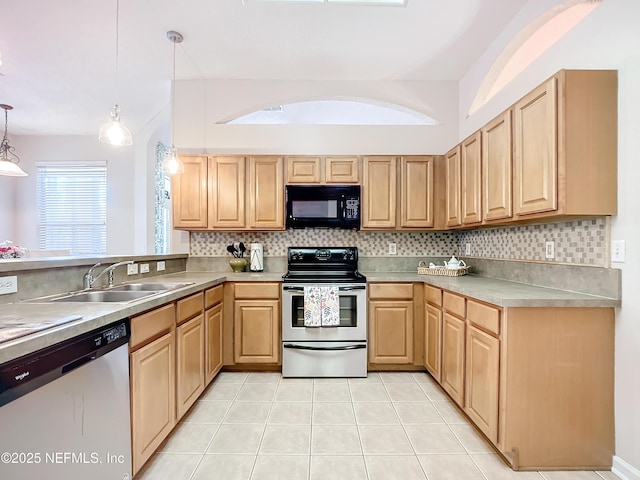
[{"x1": 282, "y1": 342, "x2": 367, "y2": 378}]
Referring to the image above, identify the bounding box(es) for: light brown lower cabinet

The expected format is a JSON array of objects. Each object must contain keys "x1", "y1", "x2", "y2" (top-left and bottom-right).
[
  {"x1": 234, "y1": 300, "x2": 280, "y2": 364},
  {"x1": 441, "y1": 313, "x2": 465, "y2": 406},
  {"x1": 130, "y1": 331, "x2": 175, "y2": 475},
  {"x1": 368, "y1": 283, "x2": 414, "y2": 365},
  {"x1": 176, "y1": 314, "x2": 205, "y2": 419},
  {"x1": 423, "y1": 302, "x2": 442, "y2": 381},
  {"x1": 205, "y1": 302, "x2": 223, "y2": 385}
]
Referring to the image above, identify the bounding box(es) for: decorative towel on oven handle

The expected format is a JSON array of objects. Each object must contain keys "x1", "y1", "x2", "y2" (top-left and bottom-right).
[{"x1": 303, "y1": 286, "x2": 340, "y2": 327}]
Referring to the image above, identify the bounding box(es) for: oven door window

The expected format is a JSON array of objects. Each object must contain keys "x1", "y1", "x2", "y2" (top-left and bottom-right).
[{"x1": 291, "y1": 294, "x2": 358, "y2": 327}]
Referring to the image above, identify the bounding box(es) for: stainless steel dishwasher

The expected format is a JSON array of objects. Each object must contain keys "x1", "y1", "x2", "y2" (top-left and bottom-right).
[{"x1": 0, "y1": 319, "x2": 132, "y2": 480}]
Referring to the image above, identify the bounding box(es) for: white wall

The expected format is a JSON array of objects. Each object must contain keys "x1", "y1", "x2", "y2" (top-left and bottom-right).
[
  {"x1": 459, "y1": 0, "x2": 640, "y2": 475},
  {"x1": 0, "y1": 165, "x2": 17, "y2": 242}
]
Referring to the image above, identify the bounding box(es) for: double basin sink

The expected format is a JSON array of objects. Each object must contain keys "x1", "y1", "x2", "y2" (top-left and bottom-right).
[{"x1": 30, "y1": 282, "x2": 194, "y2": 303}]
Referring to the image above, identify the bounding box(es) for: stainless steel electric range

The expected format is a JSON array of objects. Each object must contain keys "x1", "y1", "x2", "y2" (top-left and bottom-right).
[{"x1": 281, "y1": 247, "x2": 367, "y2": 378}]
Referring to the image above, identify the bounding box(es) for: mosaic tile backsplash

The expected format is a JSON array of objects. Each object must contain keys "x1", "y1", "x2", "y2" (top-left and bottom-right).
[{"x1": 190, "y1": 218, "x2": 608, "y2": 266}]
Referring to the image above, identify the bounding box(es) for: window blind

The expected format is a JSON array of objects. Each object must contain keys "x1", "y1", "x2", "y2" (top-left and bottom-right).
[{"x1": 36, "y1": 162, "x2": 107, "y2": 255}]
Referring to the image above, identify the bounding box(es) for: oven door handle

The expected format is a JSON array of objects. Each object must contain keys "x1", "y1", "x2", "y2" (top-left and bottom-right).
[
  {"x1": 283, "y1": 343, "x2": 366, "y2": 351},
  {"x1": 338, "y1": 286, "x2": 366, "y2": 291},
  {"x1": 283, "y1": 286, "x2": 305, "y2": 291}
]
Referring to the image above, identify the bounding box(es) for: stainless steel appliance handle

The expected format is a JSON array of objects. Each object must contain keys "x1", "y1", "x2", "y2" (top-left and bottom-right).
[
  {"x1": 338, "y1": 286, "x2": 366, "y2": 291},
  {"x1": 283, "y1": 343, "x2": 366, "y2": 351},
  {"x1": 283, "y1": 286, "x2": 304, "y2": 291}
]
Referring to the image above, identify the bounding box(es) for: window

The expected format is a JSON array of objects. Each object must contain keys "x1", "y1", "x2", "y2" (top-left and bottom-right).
[{"x1": 36, "y1": 162, "x2": 107, "y2": 255}]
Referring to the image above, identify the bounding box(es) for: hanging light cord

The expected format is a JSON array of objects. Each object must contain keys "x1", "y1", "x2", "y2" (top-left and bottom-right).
[
  {"x1": 114, "y1": 0, "x2": 120, "y2": 105},
  {"x1": 170, "y1": 36, "x2": 177, "y2": 146}
]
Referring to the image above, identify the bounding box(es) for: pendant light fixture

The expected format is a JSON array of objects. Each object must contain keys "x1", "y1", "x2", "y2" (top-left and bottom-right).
[
  {"x1": 161, "y1": 30, "x2": 185, "y2": 176},
  {"x1": 0, "y1": 104, "x2": 27, "y2": 177},
  {"x1": 99, "y1": 0, "x2": 133, "y2": 146}
]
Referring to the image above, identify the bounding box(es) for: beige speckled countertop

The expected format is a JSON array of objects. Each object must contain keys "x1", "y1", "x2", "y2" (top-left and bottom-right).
[{"x1": 0, "y1": 269, "x2": 619, "y2": 364}]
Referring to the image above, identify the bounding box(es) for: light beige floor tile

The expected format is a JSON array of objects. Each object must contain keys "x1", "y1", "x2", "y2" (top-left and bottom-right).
[
  {"x1": 192, "y1": 454, "x2": 255, "y2": 480},
  {"x1": 449, "y1": 423, "x2": 495, "y2": 453},
  {"x1": 417, "y1": 381, "x2": 451, "y2": 402},
  {"x1": 214, "y1": 372, "x2": 249, "y2": 383},
  {"x1": 314, "y1": 377, "x2": 348, "y2": 384},
  {"x1": 279, "y1": 377, "x2": 313, "y2": 384},
  {"x1": 310, "y1": 455, "x2": 367, "y2": 480},
  {"x1": 236, "y1": 383, "x2": 278, "y2": 402},
  {"x1": 539, "y1": 472, "x2": 603, "y2": 480},
  {"x1": 349, "y1": 384, "x2": 390, "y2": 402},
  {"x1": 311, "y1": 425, "x2": 362, "y2": 455},
  {"x1": 353, "y1": 401, "x2": 400, "y2": 424},
  {"x1": 348, "y1": 372, "x2": 382, "y2": 384},
  {"x1": 394, "y1": 401, "x2": 445, "y2": 424},
  {"x1": 313, "y1": 383, "x2": 352, "y2": 402},
  {"x1": 157, "y1": 422, "x2": 218, "y2": 453},
  {"x1": 596, "y1": 472, "x2": 622, "y2": 480},
  {"x1": 404, "y1": 424, "x2": 466, "y2": 454},
  {"x1": 471, "y1": 453, "x2": 543, "y2": 479},
  {"x1": 245, "y1": 372, "x2": 282, "y2": 383},
  {"x1": 312, "y1": 402, "x2": 356, "y2": 425},
  {"x1": 358, "y1": 425, "x2": 414, "y2": 454},
  {"x1": 418, "y1": 453, "x2": 486, "y2": 480},
  {"x1": 136, "y1": 452, "x2": 202, "y2": 480},
  {"x1": 268, "y1": 402, "x2": 312, "y2": 425},
  {"x1": 411, "y1": 372, "x2": 439, "y2": 385},
  {"x1": 200, "y1": 381, "x2": 242, "y2": 401},
  {"x1": 432, "y1": 399, "x2": 468, "y2": 423},
  {"x1": 364, "y1": 455, "x2": 427, "y2": 480},
  {"x1": 223, "y1": 401, "x2": 272, "y2": 424},
  {"x1": 386, "y1": 383, "x2": 429, "y2": 402},
  {"x1": 379, "y1": 372, "x2": 418, "y2": 383},
  {"x1": 208, "y1": 424, "x2": 265, "y2": 454},
  {"x1": 259, "y1": 425, "x2": 311, "y2": 454},
  {"x1": 275, "y1": 383, "x2": 313, "y2": 402},
  {"x1": 251, "y1": 455, "x2": 309, "y2": 480},
  {"x1": 182, "y1": 400, "x2": 231, "y2": 423}
]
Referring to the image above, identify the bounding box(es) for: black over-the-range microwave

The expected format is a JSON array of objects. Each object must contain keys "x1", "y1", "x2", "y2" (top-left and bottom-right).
[{"x1": 285, "y1": 185, "x2": 360, "y2": 229}]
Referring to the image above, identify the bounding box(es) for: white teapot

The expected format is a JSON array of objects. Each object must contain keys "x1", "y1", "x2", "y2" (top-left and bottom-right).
[{"x1": 444, "y1": 255, "x2": 467, "y2": 270}]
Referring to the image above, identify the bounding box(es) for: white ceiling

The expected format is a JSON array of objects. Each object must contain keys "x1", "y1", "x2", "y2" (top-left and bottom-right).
[{"x1": 0, "y1": 0, "x2": 528, "y2": 136}]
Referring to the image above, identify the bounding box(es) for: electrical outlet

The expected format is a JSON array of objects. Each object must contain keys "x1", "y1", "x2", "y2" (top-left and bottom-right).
[
  {"x1": 545, "y1": 241, "x2": 555, "y2": 259},
  {"x1": 465, "y1": 243, "x2": 471, "y2": 255},
  {"x1": 140, "y1": 263, "x2": 150, "y2": 274},
  {"x1": 157, "y1": 261, "x2": 166, "y2": 271},
  {"x1": 611, "y1": 240, "x2": 626, "y2": 263},
  {"x1": 0, "y1": 276, "x2": 18, "y2": 295},
  {"x1": 388, "y1": 242, "x2": 397, "y2": 255},
  {"x1": 127, "y1": 263, "x2": 139, "y2": 275}
]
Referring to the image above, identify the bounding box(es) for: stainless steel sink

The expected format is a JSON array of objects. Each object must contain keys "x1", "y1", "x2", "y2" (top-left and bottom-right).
[
  {"x1": 108, "y1": 282, "x2": 194, "y2": 292},
  {"x1": 49, "y1": 290, "x2": 157, "y2": 303}
]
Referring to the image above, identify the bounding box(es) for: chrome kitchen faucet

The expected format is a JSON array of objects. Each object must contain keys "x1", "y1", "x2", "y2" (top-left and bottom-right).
[{"x1": 82, "y1": 261, "x2": 134, "y2": 289}]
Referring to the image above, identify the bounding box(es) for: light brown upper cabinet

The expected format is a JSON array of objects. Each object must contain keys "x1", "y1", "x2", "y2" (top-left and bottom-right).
[
  {"x1": 286, "y1": 156, "x2": 359, "y2": 184},
  {"x1": 172, "y1": 155, "x2": 208, "y2": 229},
  {"x1": 400, "y1": 156, "x2": 435, "y2": 228},
  {"x1": 445, "y1": 146, "x2": 462, "y2": 227},
  {"x1": 482, "y1": 110, "x2": 513, "y2": 222},
  {"x1": 362, "y1": 156, "x2": 397, "y2": 229},
  {"x1": 248, "y1": 156, "x2": 285, "y2": 230},
  {"x1": 514, "y1": 70, "x2": 617, "y2": 219},
  {"x1": 208, "y1": 156, "x2": 246, "y2": 229},
  {"x1": 461, "y1": 132, "x2": 482, "y2": 225}
]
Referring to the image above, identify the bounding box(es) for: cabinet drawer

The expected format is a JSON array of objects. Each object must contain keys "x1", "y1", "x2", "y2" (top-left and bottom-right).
[
  {"x1": 467, "y1": 300, "x2": 500, "y2": 336},
  {"x1": 205, "y1": 284, "x2": 224, "y2": 309},
  {"x1": 443, "y1": 291, "x2": 466, "y2": 318},
  {"x1": 177, "y1": 292, "x2": 204, "y2": 325},
  {"x1": 369, "y1": 283, "x2": 414, "y2": 300},
  {"x1": 235, "y1": 282, "x2": 280, "y2": 299},
  {"x1": 424, "y1": 285, "x2": 442, "y2": 307},
  {"x1": 130, "y1": 303, "x2": 175, "y2": 350}
]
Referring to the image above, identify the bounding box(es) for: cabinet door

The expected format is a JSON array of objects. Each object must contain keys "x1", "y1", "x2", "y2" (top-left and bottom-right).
[
  {"x1": 286, "y1": 156, "x2": 321, "y2": 184},
  {"x1": 401, "y1": 156, "x2": 434, "y2": 228},
  {"x1": 461, "y1": 132, "x2": 482, "y2": 225},
  {"x1": 424, "y1": 303, "x2": 442, "y2": 382},
  {"x1": 445, "y1": 146, "x2": 462, "y2": 227},
  {"x1": 176, "y1": 314, "x2": 205, "y2": 419},
  {"x1": 130, "y1": 331, "x2": 175, "y2": 475},
  {"x1": 172, "y1": 156, "x2": 208, "y2": 228},
  {"x1": 441, "y1": 313, "x2": 465, "y2": 406},
  {"x1": 208, "y1": 156, "x2": 246, "y2": 229},
  {"x1": 514, "y1": 77, "x2": 558, "y2": 215},
  {"x1": 234, "y1": 300, "x2": 280, "y2": 363},
  {"x1": 205, "y1": 303, "x2": 223, "y2": 385},
  {"x1": 465, "y1": 325, "x2": 500, "y2": 443},
  {"x1": 248, "y1": 157, "x2": 285, "y2": 230},
  {"x1": 325, "y1": 156, "x2": 359, "y2": 183},
  {"x1": 368, "y1": 300, "x2": 414, "y2": 364},
  {"x1": 482, "y1": 110, "x2": 513, "y2": 221},
  {"x1": 362, "y1": 156, "x2": 397, "y2": 228}
]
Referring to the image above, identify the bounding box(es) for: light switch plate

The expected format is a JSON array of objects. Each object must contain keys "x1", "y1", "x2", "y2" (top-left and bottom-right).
[
  {"x1": 0, "y1": 276, "x2": 18, "y2": 295},
  {"x1": 611, "y1": 240, "x2": 625, "y2": 262},
  {"x1": 545, "y1": 241, "x2": 555, "y2": 259},
  {"x1": 140, "y1": 263, "x2": 150, "y2": 274},
  {"x1": 157, "y1": 261, "x2": 166, "y2": 271},
  {"x1": 127, "y1": 263, "x2": 139, "y2": 275},
  {"x1": 465, "y1": 243, "x2": 471, "y2": 255}
]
